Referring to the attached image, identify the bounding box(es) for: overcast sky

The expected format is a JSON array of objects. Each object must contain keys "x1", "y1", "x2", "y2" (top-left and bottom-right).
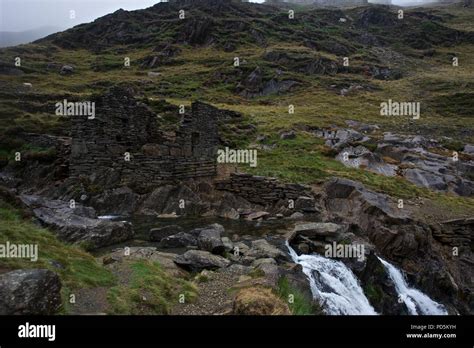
[{"x1": 0, "y1": 0, "x2": 432, "y2": 32}]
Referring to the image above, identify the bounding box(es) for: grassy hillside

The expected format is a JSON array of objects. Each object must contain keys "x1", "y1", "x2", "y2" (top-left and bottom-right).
[{"x1": 0, "y1": 2, "x2": 473, "y2": 216}]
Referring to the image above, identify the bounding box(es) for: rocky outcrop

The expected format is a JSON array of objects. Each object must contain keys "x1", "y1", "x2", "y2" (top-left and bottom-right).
[
  {"x1": 314, "y1": 128, "x2": 370, "y2": 150},
  {"x1": 263, "y1": 50, "x2": 338, "y2": 76},
  {"x1": 287, "y1": 222, "x2": 348, "y2": 255},
  {"x1": 149, "y1": 225, "x2": 184, "y2": 242},
  {"x1": 355, "y1": 7, "x2": 398, "y2": 28},
  {"x1": 90, "y1": 186, "x2": 140, "y2": 216},
  {"x1": 174, "y1": 250, "x2": 231, "y2": 272},
  {"x1": 315, "y1": 126, "x2": 474, "y2": 196},
  {"x1": 246, "y1": 239, "x2": 288, "y2": 262},
  {"x1": 197, "y1": 224, "x2": 225, "y2": 255},
  {"x1": 322, "y1": 177, "x2": 471, "y2": 314},
  {"x1": 236, "y1": 66, "x2": 299, "y2": 98},
  {"x1": 139, "y1": 43, "x2": 181, "y2": 68},
  {"x1": 19, "y1": 194, "x2": 133, "y2": 249},
  {"x1": 160, "y1": 232, "x2": 197, "y2": 248},
  {"x1": 436, "y1": 218, "x2": 473, "y2": 247},
  {"x1": 138, "y1": 184, "x2": 208, "y2": 217},
  {"x1": 354, "y1": 252, "x2": 409, "y2": 315},
  {"x1": 0, "y1": 269, "x2": 62, "y2": 315}
]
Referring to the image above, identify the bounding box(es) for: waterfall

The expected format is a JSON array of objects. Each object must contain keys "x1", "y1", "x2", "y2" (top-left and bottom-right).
[
  {"x1": 377, "y1": 257, "x2": 448, "y2": 315},
  {"x1": 286, "y1": 242, "x2": 378, "y2": 315}
]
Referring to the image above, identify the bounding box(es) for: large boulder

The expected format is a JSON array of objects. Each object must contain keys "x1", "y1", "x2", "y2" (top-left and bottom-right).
[
  {"x1": 291, "y1": 222, "x2": 346, "y2": 239},
  {"x1": 246, "y1": 239, "x2": 288, "y2": 262},
  {"x1": 160, "y1": 232, "x2": 197, "y2": 249},
  {"x1": 174, "y1": 250, "x2": 230, "y2": 272},
  {"x1": 287, "y1": 222, "x2": 348, "y2": 255},
  {"x1": 19, "y1": 195, "x2": 133, "y2": 249},
  {"x1": 336, "y1": 146, "x2": 397, "y2": 177},
  {"x1": 197, "y1": 226, "x2": 225, "y2": 255},
  {"x1": 60, "y1": 65, "x2": 74, "y2": 75},
  {"x1": 149, "y1": 225, "x2": 184, "y2": 242},
  {"x1": 0, "y1": 269, "x2": 62, "y2": 315},
  {"x1": 314, "y1": 128, "x2": 369, "y2": 150},
  {"x1": 403, "y1": 168, "x2": 447, "y2": 191}
]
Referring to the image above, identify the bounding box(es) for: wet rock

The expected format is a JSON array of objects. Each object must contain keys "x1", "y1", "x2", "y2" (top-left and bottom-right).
[
  {"x1": 301, "y1": 242, "x2": 312, "y2": 254},
  {"x1": 291, "y1": 222, "x2": 347, "y2": 240},
  {"x1": 159, "y1": 232, "x2": 197, "y2": 248},
  {"x1": 138, "y1": 184, "x2": 207, "y2": 216},
  {"x1": 174, "y1": 250, "x2": 230, "y2": 272},
  {"x1": 216, "y1": 192, "x2": 250, "y2": 220},
  {"x1": 0, "y1": 269, "x2": 62, "y2": 315},
  {"x1": 197, "y1": 227, "x2": 225, "y2": 255},
  {"x1": 221, "y1": 237, "x2": 234, "y2": 252},
  {"x1": 91, "y1": 186, "x2": 139, "y2": 216},
  {"x1": 149, "y1": 225, "x2": 184, "y2": 242},
  {"x1": 19, "y1": 194, "x2": 133, "y2": 249},
  {"x1": 247, "y1": 239, "x2": 288, "y2": 261},
  {"x1": 246, "y1": 211, "x2": 270, "y2": 221},
  {"x1": 354, "y1": 252, "x2": 408, "y2": 315},
  {"x1": 218, "y1": 207, "x2": 239, "y2": 220}
]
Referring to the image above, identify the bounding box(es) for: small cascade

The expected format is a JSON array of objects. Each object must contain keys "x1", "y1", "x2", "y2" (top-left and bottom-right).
[
  {"x1": 286, "y1": 242, "x2": 378, "y2": 315},
  {"x1": 377, "y1": 257, "x2": 447, "y2": 315}
]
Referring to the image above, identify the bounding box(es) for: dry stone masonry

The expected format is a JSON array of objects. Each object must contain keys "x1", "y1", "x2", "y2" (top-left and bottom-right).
[
  {"x1": 215, "y1": 172, "x2": 312, "y2": 205},
  {"x1": 70, "y1": 87, "x2": 225, "y2": 186}
]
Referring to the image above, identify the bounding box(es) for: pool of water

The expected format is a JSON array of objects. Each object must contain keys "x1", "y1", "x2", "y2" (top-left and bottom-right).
[{"x1": 93, "y1": 214, "x2": 312, "y2": 256}]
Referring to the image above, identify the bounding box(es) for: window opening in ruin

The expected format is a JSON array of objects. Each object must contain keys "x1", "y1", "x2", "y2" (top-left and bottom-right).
[{"x1": 192, "y1": 132, "x2": 200, "y2": 146}]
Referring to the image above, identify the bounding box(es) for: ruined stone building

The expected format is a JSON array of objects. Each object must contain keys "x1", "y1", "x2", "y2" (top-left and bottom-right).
[{"x1": 70, "y1": 87, "x2": 225, "y2": 186}]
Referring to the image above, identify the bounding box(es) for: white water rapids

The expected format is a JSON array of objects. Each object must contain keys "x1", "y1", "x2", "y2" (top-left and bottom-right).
[
  {"x1": 377, "y1": 257, "x2": 447, "y2": 315},
  {"x1": 286, "y1": 242, "x2": 447, "y2": 315},
  {"x1": 286, "y1": 241, "x2": 377, "y2": 315}
]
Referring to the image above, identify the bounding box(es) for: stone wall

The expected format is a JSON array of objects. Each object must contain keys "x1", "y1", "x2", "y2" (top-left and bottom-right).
[
  {"x1": 70, "y1": 87, "x2": 228, "y2": 185},
  {"x1": 215, "y1": 172, "x2": 312, "y2": 205}
]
